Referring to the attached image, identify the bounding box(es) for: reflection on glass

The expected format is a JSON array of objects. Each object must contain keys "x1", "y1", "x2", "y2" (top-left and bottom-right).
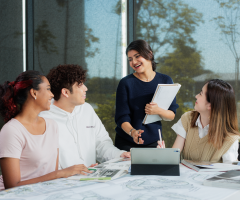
[
  {"x1": 33, "y1": 0, "x2": 122, "y2": 141},
  {"x1": 0, "y1": 0, "x2": 23, "y2": 129},
  {"x1": 135, "y1": 0, "x2": 240, "y2": 146},
  {"x1": 0, "y1": 1, "x2": 23, "y2": 82},
  {"x1": 34, "y1": 0, "x2": 86, "y2": 74}
]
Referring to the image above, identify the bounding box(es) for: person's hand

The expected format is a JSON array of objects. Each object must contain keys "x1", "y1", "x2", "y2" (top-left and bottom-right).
[
  {"x1": 131, "y1": 129, "x2": 144, "y2": 144},
  {"x1": 145, "y1": 102, "x2": 162, "y2": 115},
  {"x1": 60, "y1": 164, "x2": 91, "y2": 178},
  {"x1": 120, "y1": 152, "x2": 131, "y2": 158},
  {"x1": 157, "y1": 140, "x2": 165, "y2": 148},
  {"x1": 89, "y1": 163, "x2": 98, "y2": 168}
]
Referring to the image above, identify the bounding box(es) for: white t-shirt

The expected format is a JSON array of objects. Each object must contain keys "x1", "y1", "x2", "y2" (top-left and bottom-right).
[
  {"x1": 171, "y1": 116, "x2": 239, "y2": 163},
  {"x1": 0, "y1": 118, "x2": 59, "y2": 190}
]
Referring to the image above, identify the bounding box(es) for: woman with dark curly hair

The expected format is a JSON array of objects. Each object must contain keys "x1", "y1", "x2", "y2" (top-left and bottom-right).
[
  {"x1": 115, "y1": 40, "x2": 179, "y2": 151},
  {"x1": 0, "y1": 71, "x2": 91, "y2": 190}
]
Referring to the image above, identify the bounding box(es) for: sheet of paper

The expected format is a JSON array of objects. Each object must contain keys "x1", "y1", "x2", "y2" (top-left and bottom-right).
[{"x1": 195, "y1": 163, "x2": 240, "y2": 170}]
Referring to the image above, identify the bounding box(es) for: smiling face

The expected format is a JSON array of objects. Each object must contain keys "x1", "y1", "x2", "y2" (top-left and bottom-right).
[
  {"x1": 127, "y1": 50, "x2": 152, "y2": 73},
  {"x1": 194, "y1": 83, "x2": 211, "y2": 113},
  {"x1": 35, "y1": 76, "x2": 54, "y2": 111},
  {"x1": 68, "y1": 82, "x2": 88, "y2": 106}
]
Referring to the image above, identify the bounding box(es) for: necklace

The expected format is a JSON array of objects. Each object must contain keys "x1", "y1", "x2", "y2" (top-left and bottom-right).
[{"x1": 136, "y1": 71, "x2": 155, "y2": 82}]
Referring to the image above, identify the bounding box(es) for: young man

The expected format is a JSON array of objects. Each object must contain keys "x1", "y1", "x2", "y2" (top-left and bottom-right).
[{"x1": 40, "y1": 64, "x2": 130, "y2": 169}]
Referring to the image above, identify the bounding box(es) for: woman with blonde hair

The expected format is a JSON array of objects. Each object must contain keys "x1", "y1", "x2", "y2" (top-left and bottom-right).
[{"x1": 158, "y1": 79, "x2": 240, "y2": 163}]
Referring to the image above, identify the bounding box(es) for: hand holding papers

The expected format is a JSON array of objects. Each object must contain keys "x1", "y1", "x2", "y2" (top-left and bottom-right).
[{"x1": 143, "y1": 83, "x2": 181, "y2": 124}]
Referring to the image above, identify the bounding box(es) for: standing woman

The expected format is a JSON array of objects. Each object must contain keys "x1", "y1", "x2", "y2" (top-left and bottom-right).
[
  {"x1": 0, "y1": 71, "x2": 91, "y2": 190},
  {"x1": 158, "y1": 79, "x2": 240, "y2": 163},
  {"x1": 115, "y1": 40, "x2": 179, "y2": 151}
]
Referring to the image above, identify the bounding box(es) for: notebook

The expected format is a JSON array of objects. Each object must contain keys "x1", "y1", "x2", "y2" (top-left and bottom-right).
[{"x1": 143, "y1": 83, "x2": 181, "y2": 124}]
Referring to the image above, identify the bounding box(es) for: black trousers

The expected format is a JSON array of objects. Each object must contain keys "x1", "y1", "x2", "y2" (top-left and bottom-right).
[{"x1": 115, "y1": 134, "x2": 158, "y2": 152}]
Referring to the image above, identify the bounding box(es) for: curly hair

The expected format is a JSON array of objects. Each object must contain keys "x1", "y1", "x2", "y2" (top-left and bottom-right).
[
  {"x1": 47, "y1": 64, "x2": 87, "y2": 101},
  {"x1": 0, "y1": 71, "x2": 43, "y2": 122}
]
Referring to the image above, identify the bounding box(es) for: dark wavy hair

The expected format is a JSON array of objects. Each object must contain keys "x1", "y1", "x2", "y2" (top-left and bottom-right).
[
  {"x1": 126, "y1": 39, "x2": 157, "y2": 71},
  {"x1": 47, "y1": 64, "x2": 87, "y2": 101},
  {"x1": 191, "y1": 79, "x2": 240, "y2": 149},
  {"x1": 0, "y1": 71, "x2": 43, "y2": 122}
]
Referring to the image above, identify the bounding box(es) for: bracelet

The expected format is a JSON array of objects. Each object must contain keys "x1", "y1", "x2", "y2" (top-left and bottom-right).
[{"x1": 129, "y1": 128, "x2": 135, "y2": 137}]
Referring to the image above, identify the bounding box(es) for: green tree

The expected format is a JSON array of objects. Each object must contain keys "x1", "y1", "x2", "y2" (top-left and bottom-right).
[
  {"x1": 95, "y1": 93, "x2": 117, "y2": 142},
  {"x1": 56, "y1": 0, "x2": 100, "y2": 63},
  {"x1": 159, "y1": 39, "x2": 212, "y2": 147},
  {"x1": 135, "y1": 0, "x2": 203, "y2": 54},
  {"x1": 35, "y1": 20, "x2": 58, "y2": 73},
  {"x1": 85, "y1": 25, "x2": 100, "y2": 58},
  {"x1": 86, "y1": 77, "x2": 120, "y2": 105},
  {"x1": 110, "y1": 0, "x2": 206, "y2": 145},
  {"x1": 212, "y1": 0, "x2": 240, "y2": 101}
]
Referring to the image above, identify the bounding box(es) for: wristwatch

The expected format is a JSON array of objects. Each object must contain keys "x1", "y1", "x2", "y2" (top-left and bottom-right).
[{"x1": 129, "y1": 128, "x2": 135, "y2": 137}]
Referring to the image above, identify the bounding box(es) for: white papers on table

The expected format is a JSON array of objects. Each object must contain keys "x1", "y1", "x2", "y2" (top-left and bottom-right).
[{"x1": 67, "y1": 160, "x2": 131, "y2": 182}]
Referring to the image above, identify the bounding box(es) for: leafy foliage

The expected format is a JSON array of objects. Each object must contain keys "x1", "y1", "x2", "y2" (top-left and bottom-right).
[
  {"x1": 35, "y1": 20, "x2": 58, "y2": 55},
  {"x1": 212, "y1": 0, "x2": 240, "y2": 101},
  {"x1": 95, "y1": 93, "x2": 117, "y2": 142},
  {"x1": 135, "y1": 0, "x2": 203, "y2": 55},
  {"x1": 35, "y1": 20, "x2": 58, "y2": 73},
  {"x1": 158, "y1": 39, "x2": 211, "y2": 147},
  {"x1": 105, "y1": 0, "x2": 207, "y2": 146},
  {"x1": 85, "y1": 24, "x2": 100, "y2": 58}
]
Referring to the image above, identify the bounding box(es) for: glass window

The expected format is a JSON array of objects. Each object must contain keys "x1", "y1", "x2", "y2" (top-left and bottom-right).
[
  {"x1": 0, "y1": 0, "x2": 24, "y2": 129},
  {"x1": 33, "y1": 0, "x2": 123, "y2": 141},
  {"x1": 0, "y1": 0, "x2": 23, "y2": 83},
  {"x1": 134, "y1": 0, "x2": 240, "y2": 146}
]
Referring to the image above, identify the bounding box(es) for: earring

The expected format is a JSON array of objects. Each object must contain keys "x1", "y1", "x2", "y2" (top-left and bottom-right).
[{"x1": 35, "y1": 97, "x2": 36, "y2": 100}]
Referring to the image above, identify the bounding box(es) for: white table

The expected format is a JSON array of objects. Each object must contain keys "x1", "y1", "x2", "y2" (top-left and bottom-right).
[{"x1": 0, "y1": 165, "x2": 239, "y2": 200}]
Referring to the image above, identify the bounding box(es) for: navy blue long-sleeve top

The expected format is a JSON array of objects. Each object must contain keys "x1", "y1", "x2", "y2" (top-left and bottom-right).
[{"x1": 115, "y1": 72, "x2": 179, "y2": 145}]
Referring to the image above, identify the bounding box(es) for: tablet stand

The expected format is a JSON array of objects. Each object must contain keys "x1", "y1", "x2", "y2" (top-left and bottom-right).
[{"x1": 131, "y1": 164, "x2": 180, "y2": 176}]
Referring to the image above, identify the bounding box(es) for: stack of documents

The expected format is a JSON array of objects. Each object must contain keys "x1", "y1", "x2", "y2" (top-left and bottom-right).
[
  {"x1": 68, "y1": 158, "x2": 131, "y2": 182},
  {"x1": 203, "y1": 170, "x2": 240, "y2": 189},
  {"x1": 181, "y1": 159, "x2": 240, "y2": 172}
]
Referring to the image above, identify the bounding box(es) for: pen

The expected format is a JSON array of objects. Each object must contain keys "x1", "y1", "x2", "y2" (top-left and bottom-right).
[{"x1": 158, "y1": 129, "x2": 162, "y2": 142}]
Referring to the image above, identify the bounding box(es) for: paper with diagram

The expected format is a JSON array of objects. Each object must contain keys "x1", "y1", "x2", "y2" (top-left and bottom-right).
[
  {"x1": 67, "y1": 160, "x2": 130, "y2": 182},
  {"x1": 0, "y1": 164, "x2": 238, "y2": 200}
]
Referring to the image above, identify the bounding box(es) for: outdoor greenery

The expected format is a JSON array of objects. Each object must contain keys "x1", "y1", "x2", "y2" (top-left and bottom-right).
[
  {"x1": 212, "y1": 0, "x2": 240, "y2": 101},
  {"x1": 89, "y1": 0, "x2": 209, "y2": 147}
]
